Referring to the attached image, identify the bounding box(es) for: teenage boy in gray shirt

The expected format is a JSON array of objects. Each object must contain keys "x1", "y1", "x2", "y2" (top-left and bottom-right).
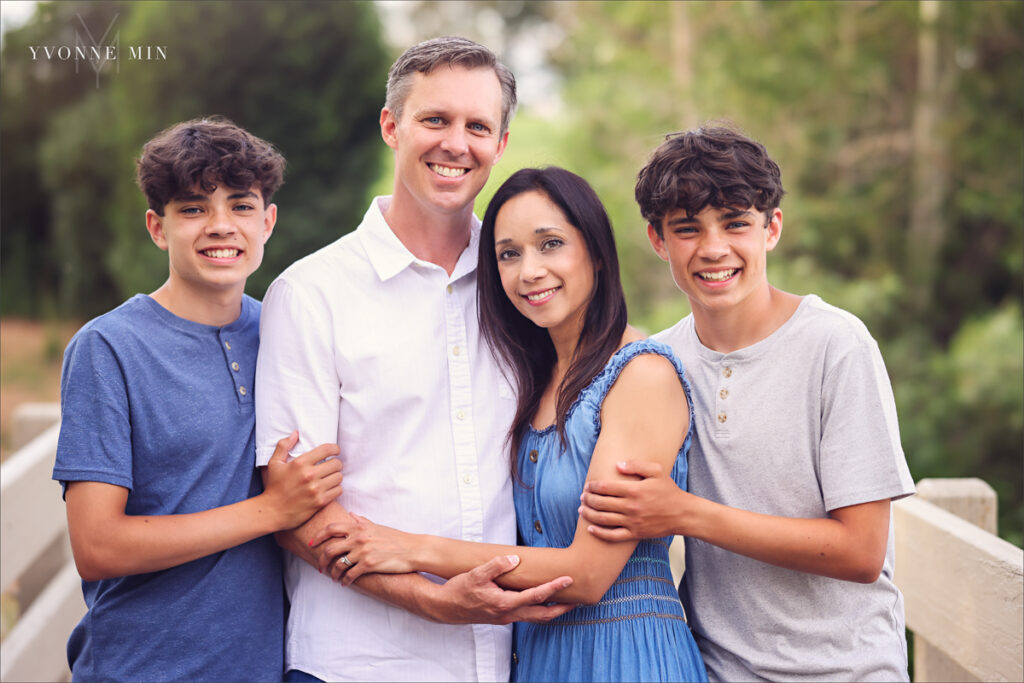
[{"x1": 580, "y1": 126, "x2": 915, "y2": 681}]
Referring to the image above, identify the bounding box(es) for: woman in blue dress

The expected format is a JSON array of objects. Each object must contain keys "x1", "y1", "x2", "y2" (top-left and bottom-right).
[{"x1": 313, "y1": 167, "x2": 707, "y2": 682}]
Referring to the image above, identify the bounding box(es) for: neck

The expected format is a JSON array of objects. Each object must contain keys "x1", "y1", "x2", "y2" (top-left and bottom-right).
[
  {"x1": 382, "y1": 192, "x2": 476, "y2": 276},
  {"x1": 149, "y1": 279, "x2": 244, "y2": 327},
  {"x1": 692, "y1": 285, "x2": 802, "y2": 353}
]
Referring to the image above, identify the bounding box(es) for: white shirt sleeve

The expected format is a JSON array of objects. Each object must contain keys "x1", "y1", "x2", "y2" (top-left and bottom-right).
[{"x1": 255, "y1": 277, "x2": 341, "y2": 464}]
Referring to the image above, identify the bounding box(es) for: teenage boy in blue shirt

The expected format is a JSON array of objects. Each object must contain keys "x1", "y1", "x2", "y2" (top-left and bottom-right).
[
  {"x1": 52, "y1": 118, "x2": 343, "y2": 682},
  {"x1": 581, "y1": 126, "x2": 915, "y2": 681}
]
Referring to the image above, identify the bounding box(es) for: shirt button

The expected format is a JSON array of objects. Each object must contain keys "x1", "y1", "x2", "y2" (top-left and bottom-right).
[
  {"x1": 717, "y1": 412, "x2": 727, "y2": 423},
  {"x1": 231, "y1": 362, "x2": 240, "y2": 372},
  {"x1": 239, "y1": 386, "x2": 248, "y2": 396},
  {"x1": 529, "y1": 449, "x2": 538, "y2": 463},
  {"x1": 534, "y1": 520, "x2": 543, "y2": 534},
  {"x1": 722, "y1": 366, "x2": 732, "y2": 378},
  {"x1": 224, "y1": 340, "x2": 232, "y2": 350},
  {"x1": 452, "y1": 345, "x2": 461, "y2": 356},
  {"x1": 719, "y1": 388, "x2": 728, "y2": 399},
  {"x1": 463, "y1": 474, "x2": 474, "y2": 485},
  {"x1": 446, "y1": 284, "x2": 454, "y2": 294},
  {"x1": 456, "y1": 410, "x2": 465, "y2": 421}
]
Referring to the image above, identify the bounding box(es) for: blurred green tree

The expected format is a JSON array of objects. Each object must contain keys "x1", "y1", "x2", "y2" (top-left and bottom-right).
[{"x1": 2, "y1": 0, "x2": 390, "y2": 318}]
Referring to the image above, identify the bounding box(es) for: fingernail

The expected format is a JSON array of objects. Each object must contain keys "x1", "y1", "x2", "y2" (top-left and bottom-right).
[
  {"x1": 506, "y1": 554, "x2": 520, "y2": 566},
  {"x1": 617, "y1": 461, "x2": 626, "y2": 467}
]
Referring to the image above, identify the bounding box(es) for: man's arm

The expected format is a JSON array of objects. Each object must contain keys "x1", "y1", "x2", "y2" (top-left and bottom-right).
[
  {"x1": 579, "y1": 460, "x2": 890, "y2": 583},
  {"x1": 281, "y1": 502, "x2": 575, "y2": 624},
  {"x1": 66, "y1": 433, "x2": 341, "y2": 581}
]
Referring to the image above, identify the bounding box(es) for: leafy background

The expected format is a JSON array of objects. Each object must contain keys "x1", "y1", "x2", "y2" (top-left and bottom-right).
[{"x1": 1, "y1": 0, "x2": 1021, "y2": 544}]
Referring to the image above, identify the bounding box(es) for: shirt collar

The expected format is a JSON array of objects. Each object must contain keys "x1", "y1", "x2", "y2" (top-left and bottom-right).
[{"x1": 359, "y1": 196, "x2": 481, "y2": 284}]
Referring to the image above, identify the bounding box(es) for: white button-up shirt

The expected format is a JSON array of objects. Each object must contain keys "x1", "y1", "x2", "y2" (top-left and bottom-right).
[{"x1": 255, "y1": 197, "x2": 517, "y2": 682}]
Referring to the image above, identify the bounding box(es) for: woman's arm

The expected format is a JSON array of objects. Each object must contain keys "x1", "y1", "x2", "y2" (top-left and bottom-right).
[
  {"x1": 312, "y1": 353, "x2": 690, "y2": 604},
  {"x1": 66, "y1": 433, "x2": 342, "y2": 581}
]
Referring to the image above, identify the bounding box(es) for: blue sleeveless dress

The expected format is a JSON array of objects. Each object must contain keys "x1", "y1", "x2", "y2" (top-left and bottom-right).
[{"x1": 512, "y1": 340, "x2": 708, "y2": 682}]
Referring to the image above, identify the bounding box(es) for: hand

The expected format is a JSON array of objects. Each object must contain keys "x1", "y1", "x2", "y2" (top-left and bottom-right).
[
  {"x1": 579, "y1": 460, "x2": 686, "y2": 541},
  {"x1": 261, "y1": 432, "x2": 343, "y2": 530},
  {"x1": 430, "y1": 555, "x2": 576, "y2": 625},
  {"x1": 309, "y1": 514, "x2": 417, "y2": 584}
]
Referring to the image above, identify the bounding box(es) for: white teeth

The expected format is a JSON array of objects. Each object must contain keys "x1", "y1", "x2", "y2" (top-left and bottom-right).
[
  {"x1": 204, "y1": 249, "x2": 239, "y2": 259},
  {"x1": 527, "y1": 288, "x2": 558, "y2": 302},
  {"x1": 430, "y1": 163, "x2": 468, "y2": 178},
  {"x1": 697, "y1": 269, "x2": 736, "y2": 281}
]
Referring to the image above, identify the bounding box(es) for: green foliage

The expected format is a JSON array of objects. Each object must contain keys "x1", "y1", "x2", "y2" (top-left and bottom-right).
[{"x1": 2, "y1": 0, "x2": 389, "y2": 317}]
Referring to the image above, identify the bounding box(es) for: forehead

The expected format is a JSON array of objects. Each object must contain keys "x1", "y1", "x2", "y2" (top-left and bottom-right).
[
  {"x1": 403, "y1": 65, "x2": 503, "y2": 124},
  {"x1": 495, "y1": 191, "x2": 574, "y2": 238},
  {"x1": 170, "y1": 184, "x2": 262, "y2": 203}
]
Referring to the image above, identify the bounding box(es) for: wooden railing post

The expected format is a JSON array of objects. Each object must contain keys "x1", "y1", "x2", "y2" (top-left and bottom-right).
[{"x1": 895, "y1": 478, "x2": 1023, "y2": 682}]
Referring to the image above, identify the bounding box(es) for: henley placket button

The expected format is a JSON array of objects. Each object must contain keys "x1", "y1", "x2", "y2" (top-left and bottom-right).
[
  {"x1": 238, "y1": 386, "x2": 248, "y2": 396},
  {"x1": 534, "y1": 520, "x2": 543, "y2": 533},
  {"x1": 231, "y1": 362, "x2": 240, "y2": 372}
]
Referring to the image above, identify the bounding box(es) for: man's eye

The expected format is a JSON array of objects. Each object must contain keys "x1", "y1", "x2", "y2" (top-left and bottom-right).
[{"x1": 469, "y1": 122, "x2": 489, "y2": 133}]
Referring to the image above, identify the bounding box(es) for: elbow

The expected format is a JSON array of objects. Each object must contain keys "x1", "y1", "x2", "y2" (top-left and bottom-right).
[
  {"x1": 563, "y1": 565, "x2": 615, "y2": 605},
  {"x1": 843, "y1": 553, "x2": 885, "y2": 584},
  {"x1": 73, "y1": 553, "x2": 115, "y2": 582}
]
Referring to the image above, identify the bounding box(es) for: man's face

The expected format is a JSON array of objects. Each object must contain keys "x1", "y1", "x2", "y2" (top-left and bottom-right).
[
  {"x1": 145, "y1": 184, "x2": 276, "y2": 297},
  {"x1": 381, "y1": 65, "x2": 508, "y2": 218},
  {"x1": 647, "y1": 204, "x2": 782, "y2": 317}
]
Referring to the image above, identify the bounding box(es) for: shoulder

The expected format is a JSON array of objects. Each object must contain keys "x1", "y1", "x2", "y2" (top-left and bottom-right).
[
  {"x1": 652, "y1": 314, "x2": 695, "y2": 348},
  {"x1": 606, "y1": 344, "x2": 689, "y2": 415},
  {"x1": 795, "y1": 295, "x2": 880, "y2": 357},
  {"x1": 275, "y1": 231, "x2": 364, "y2": 288},
  {"x1": 67, "y1": 297, "x2": 155, "y2": 352}
]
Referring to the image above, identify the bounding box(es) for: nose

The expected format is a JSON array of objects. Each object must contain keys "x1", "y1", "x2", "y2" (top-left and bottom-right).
[
  {"x1": 520, "y1": 250, "x2": 547, "y2": 283},
  {"x1": 697, "y1": 229, "x2": 728, "y2": 260},
  {"x1": 439, "y1": 125, "x2": 468, "y2": 157},
  {"x1": 206, "y1": 207, "x2": 237, "y2": 237}
]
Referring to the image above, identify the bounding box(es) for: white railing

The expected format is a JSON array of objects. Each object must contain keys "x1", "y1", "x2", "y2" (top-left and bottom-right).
[
  {"x1": 1, "y1": 403, "x2": 82, "y2": 683},
  {"x1": 1, "y1": 404, "x2": 1021, "y2": 682}
]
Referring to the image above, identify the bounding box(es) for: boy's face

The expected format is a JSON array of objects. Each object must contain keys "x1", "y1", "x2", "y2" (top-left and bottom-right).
[
  {"x1": 145, "y1": 184, "x2": 276, "y2": 298},
  {"x1": 380, "y1": 65, "x2": 509, "y2": 218},
  {"x1": 648, "y1": 204, "x2": 782, "y2": 317}
]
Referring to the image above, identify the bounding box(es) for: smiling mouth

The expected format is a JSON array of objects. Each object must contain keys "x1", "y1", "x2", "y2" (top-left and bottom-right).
[
  {"x1": 696, "y1": 269, "x2": 737, "y2": 282},
  {"x1": 201, "y1": 248, "x2": 240, "y2": 258},
  {"x1": 524, "y1": 287, "x2": 560, "y2": 303},
  {"x1": 429, "y1": 163, "x2": 468, "y2": 178}
]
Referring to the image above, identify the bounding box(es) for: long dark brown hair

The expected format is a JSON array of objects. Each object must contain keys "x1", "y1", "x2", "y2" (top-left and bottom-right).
[{"x1": 477, "y1": 167, "x2": 628, "y2": 475}]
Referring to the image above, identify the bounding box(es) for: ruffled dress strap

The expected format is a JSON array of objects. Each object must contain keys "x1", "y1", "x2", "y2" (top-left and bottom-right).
[{"x1": 579, "y1": 339, "x2": 694, "y2": 441}]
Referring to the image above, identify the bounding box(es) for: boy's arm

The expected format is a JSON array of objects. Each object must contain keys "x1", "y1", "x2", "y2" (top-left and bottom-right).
[
  {"x1": 579, "y1": 462, "x2": 890, "y2": 583},
  {"x1": 65, "y1": 433, "x2": 342, "y2": 581}
]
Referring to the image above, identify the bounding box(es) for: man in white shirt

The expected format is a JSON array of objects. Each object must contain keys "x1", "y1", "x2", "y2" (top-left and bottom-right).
[{"x1": 255, "y1": 37, "x2": 573, "y2": 682}]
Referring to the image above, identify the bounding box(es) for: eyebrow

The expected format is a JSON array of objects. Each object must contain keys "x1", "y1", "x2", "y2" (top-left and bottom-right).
[
  {"x1": 174, "y1": 190, "x2": 259, "y2": 203},
  {"x1": 495, "y1": 226, "x2": 563, "y2": 247},
  {"x1": 666, "y1": 207, "x2": 753, "y2": 225}
]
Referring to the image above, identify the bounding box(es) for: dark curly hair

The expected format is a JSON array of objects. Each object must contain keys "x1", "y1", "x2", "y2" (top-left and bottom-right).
[
  {"x1": 136, "y1": 117, "x2": 286, "y2": 215},
  {"x1": 635, "y1": 125, "x2": 784, "y2": 236}
]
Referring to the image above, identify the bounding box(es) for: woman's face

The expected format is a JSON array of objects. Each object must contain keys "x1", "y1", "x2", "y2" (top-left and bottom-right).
[{"x1": 493, "y1": 190, "x2": 595, "y2": 342}]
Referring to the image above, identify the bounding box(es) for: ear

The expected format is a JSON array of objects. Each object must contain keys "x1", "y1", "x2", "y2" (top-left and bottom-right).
[
  {"x1": 492, "y1": 129, "x2": 510, "y2": 165},
  {"x1": 145, "y1": 209, "x2": 169, "y2": 251},
  {"x1": 261, "y1": 203, "x2": 278, "y2": 244},
  {"x1": 380, "y1": 107, "x2": 399, "y2": 150},
  {"x1": 647, "y1": 223, "x2": 669, "y2": 261},
  {"x1": 765, "y1": 208, "x2": 783, "y2": 252}
]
